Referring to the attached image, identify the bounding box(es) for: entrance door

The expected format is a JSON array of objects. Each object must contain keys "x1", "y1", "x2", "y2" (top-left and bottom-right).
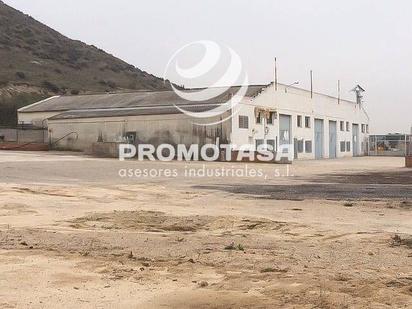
[
  {"x1": 294, "y1": 138, "x2": 298, "y2": 159},
  {"x1": 328, "y1": 121, "x2": 337, "y2": 159},
  {"x1": 279, "y1": 114, "x2": 291, "y2": 148},
  {"x1": 352, "y1": 123, "x2": 359, "y2": 156},
  {"x1": 314, "y1": 119, "x2": 324, "y2": 159}
]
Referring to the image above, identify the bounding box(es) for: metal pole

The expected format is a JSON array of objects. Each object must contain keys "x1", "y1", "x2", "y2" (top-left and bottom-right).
[
  {"x1": 405, "y1": 134, "x2": 407, "y2": 157},
  {"x1": 375, "y1": 136, "x2": 377, "y2": 155},
  {"x1": 310, "y1": 70, "x2": 313, "y2": 99},
  {"x1": 338, "y1": 80, "x2": 341, "y2": 104},
  {"x1": 274, "y1": 58, "x2": 278, "y2": 91}
]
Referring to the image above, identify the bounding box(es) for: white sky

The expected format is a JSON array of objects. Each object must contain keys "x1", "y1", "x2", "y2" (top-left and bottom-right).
[{"x1": 4, "y1": 0, "x2": 412, "y2": 134}]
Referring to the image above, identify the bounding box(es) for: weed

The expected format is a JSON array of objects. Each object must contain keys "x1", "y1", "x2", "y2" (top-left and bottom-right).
[
  {"x1": 198, "y1": 281, "x2": 208, "y2": 288},
  {"x1": 224, "y1": 242, "x2": 245, "y2": 251}
]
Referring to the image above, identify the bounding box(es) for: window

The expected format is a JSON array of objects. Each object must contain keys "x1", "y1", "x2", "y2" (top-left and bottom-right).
[
  {"x1": 346, "y1": 141, "x2": 351, "y2": 152},
  {"x1": 267, "y1": 112, "x2": 276, "y2": 125},
  {"x1": 256, "y1": 113, "x2": 262, "y2": 124},
  {"x1": 297, "y1": 139, "x2": 304, "y2": 153},
  {"x1": 305, "y1": 140, "x2": 312, "y2": 153},
  {"x1": 266, "y1": 139, "x2": 276, "y2": 151},
  {"x1": 346, "y1": 122, "x2": 350, "y2": 132},
  {"x1": 340, "y1": 121, "x2": 345, "y2": 131},
  {"x1": 361, "y1": 124, "x2": 365, "y2": 133},
  {"x1": 297, "y1": 115, "x2": 303, "y2": 127},
  {"x1": 305, "y1": 116, "x2": 311, "y2": 128},
  {"x1": 125, "y1": 132, "x2": 136, "y2": 144},
  {"x1": 239, "y1": 116, "x2": 249, "y2": 129},
  {"x1": 366, "y1": 125, "x2": 369, "y2": 133},
  {"x1": 340, "y1": 141, "x2": 346, "y2": 152},
  {"x1": 255, "y1": 139, "x2": 264, "y2": 149}
]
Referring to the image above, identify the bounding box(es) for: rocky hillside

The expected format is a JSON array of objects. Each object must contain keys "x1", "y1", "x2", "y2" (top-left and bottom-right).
[{"x1": 0, "y1": 1, "x2": 170, "y2": 126}]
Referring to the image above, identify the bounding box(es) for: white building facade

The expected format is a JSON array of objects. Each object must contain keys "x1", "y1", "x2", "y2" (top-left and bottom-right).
[{"x1": 230, "y1": 83, "x2": 369, "y2": 159}]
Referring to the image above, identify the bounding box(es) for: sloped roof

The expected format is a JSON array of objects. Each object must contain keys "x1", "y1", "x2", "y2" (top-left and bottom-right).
[
  {"x1": 48, "y1": 104, "x2": 223, "y2": 120},
  {"x1": 20, "y1": 85, "x2": 268, "y2": 113}
]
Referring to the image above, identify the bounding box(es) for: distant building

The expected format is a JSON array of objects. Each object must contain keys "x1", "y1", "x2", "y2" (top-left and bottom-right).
[{"x1": 18, "y1": 83, "x2": 370, "y2": 160}]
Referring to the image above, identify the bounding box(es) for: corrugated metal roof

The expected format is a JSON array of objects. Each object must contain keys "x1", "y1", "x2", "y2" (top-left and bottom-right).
[
  {"x1": 21, "y1": 85, "x2": 268, "y2": 113},
  {"x1": 48, "y1": 104, "x2": 224, "y2": 120}
]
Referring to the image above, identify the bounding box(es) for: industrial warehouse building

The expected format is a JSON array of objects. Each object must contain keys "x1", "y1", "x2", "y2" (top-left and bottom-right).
[{"x1": 17, "y1": 83, "x2": 370, "y2": 160}]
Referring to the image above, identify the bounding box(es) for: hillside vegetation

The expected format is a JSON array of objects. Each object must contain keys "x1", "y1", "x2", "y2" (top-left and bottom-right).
[{"x1": 0, "y1": 1, "x2": 170, "y2": 126}]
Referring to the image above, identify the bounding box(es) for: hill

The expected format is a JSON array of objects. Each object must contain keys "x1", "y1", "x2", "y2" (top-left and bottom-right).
[{"x1": 0, "y1": 1, "x2": 170, "y2": 126}]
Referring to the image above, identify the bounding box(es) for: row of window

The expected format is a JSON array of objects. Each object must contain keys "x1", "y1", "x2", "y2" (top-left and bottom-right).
[
  {"x1": 240, "y1": 114, "x2": 307, "y2": 129},
  {"x1": 255, "y1": 139, "x2": 314, "y2": 154},
  {"x1": 249, "y1": 137, "x2": 353, "y2": 155},
  {"x1": 296, "y1": 140, "x2": 352, "y2": 154},
  {"x1": 240, "y1": 115, "x2": 369, "y2": 134},
  {"x1": 255, "y1": 139, "x2": 276, "y2": 150},
  {"x1": 296, "y1": 140, "x2": 313, "y2": 153},
  {"x1": 340, "y1": 141, "x2": 351, "y2": 152},
  {"x1": 340, "y1": 121, "x2": 350, "y2": 132},
  {"x1": 297, "y1": 115, "x2": 311, "y2": 128},
  {"x1": 339, "y1": 121, "x2": 369, "y2": 133}
]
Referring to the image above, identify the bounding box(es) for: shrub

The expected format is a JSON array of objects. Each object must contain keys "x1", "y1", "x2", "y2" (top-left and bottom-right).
[
  {"x1": 15, "y1": 71, "x2": 26, "y2": 79},
  {"x1": 70, "y1": 89, "x2": 80, "y2": 95}
]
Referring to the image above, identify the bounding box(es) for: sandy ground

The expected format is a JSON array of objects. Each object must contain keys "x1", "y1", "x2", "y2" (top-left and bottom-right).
[{"x1": 0, "y1": 151, "x2": 411, "y2": 308}]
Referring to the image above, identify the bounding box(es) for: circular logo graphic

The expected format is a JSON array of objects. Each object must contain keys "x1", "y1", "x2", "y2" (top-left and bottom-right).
[{"x1": 164, "y1": 40, "x2": 248, "y2": 125}]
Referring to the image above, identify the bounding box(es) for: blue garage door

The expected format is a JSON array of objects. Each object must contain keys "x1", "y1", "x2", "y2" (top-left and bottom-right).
[{"x1": 315, "y1": 119, "x2": 324, "y2": 159}]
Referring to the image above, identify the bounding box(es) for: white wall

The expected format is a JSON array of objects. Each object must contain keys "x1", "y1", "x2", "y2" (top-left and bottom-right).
[
  {"x1": 231, "y1": 86, "x2": 278, "y2": 151},
  {"x1": 230, "y1": 83, "x2": 370, "y2": 159}
]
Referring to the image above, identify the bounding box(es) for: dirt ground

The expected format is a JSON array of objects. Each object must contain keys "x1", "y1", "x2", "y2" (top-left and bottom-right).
[{"x1": 0, "y1": 151, "x2": 411, "y2": 308}]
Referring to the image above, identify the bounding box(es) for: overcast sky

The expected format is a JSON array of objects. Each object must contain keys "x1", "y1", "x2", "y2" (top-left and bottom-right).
[{"x1": 5, "y1": 0, "x2": 412, "y2": 134}]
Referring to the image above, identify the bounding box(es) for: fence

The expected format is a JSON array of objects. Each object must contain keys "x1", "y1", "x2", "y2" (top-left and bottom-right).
[
  {"x1": 369, "y1": 134, "x2": 411, "y2": 157},
  {"x1": 0, "y1": 125, "x2": 48, "y2": 144}
]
